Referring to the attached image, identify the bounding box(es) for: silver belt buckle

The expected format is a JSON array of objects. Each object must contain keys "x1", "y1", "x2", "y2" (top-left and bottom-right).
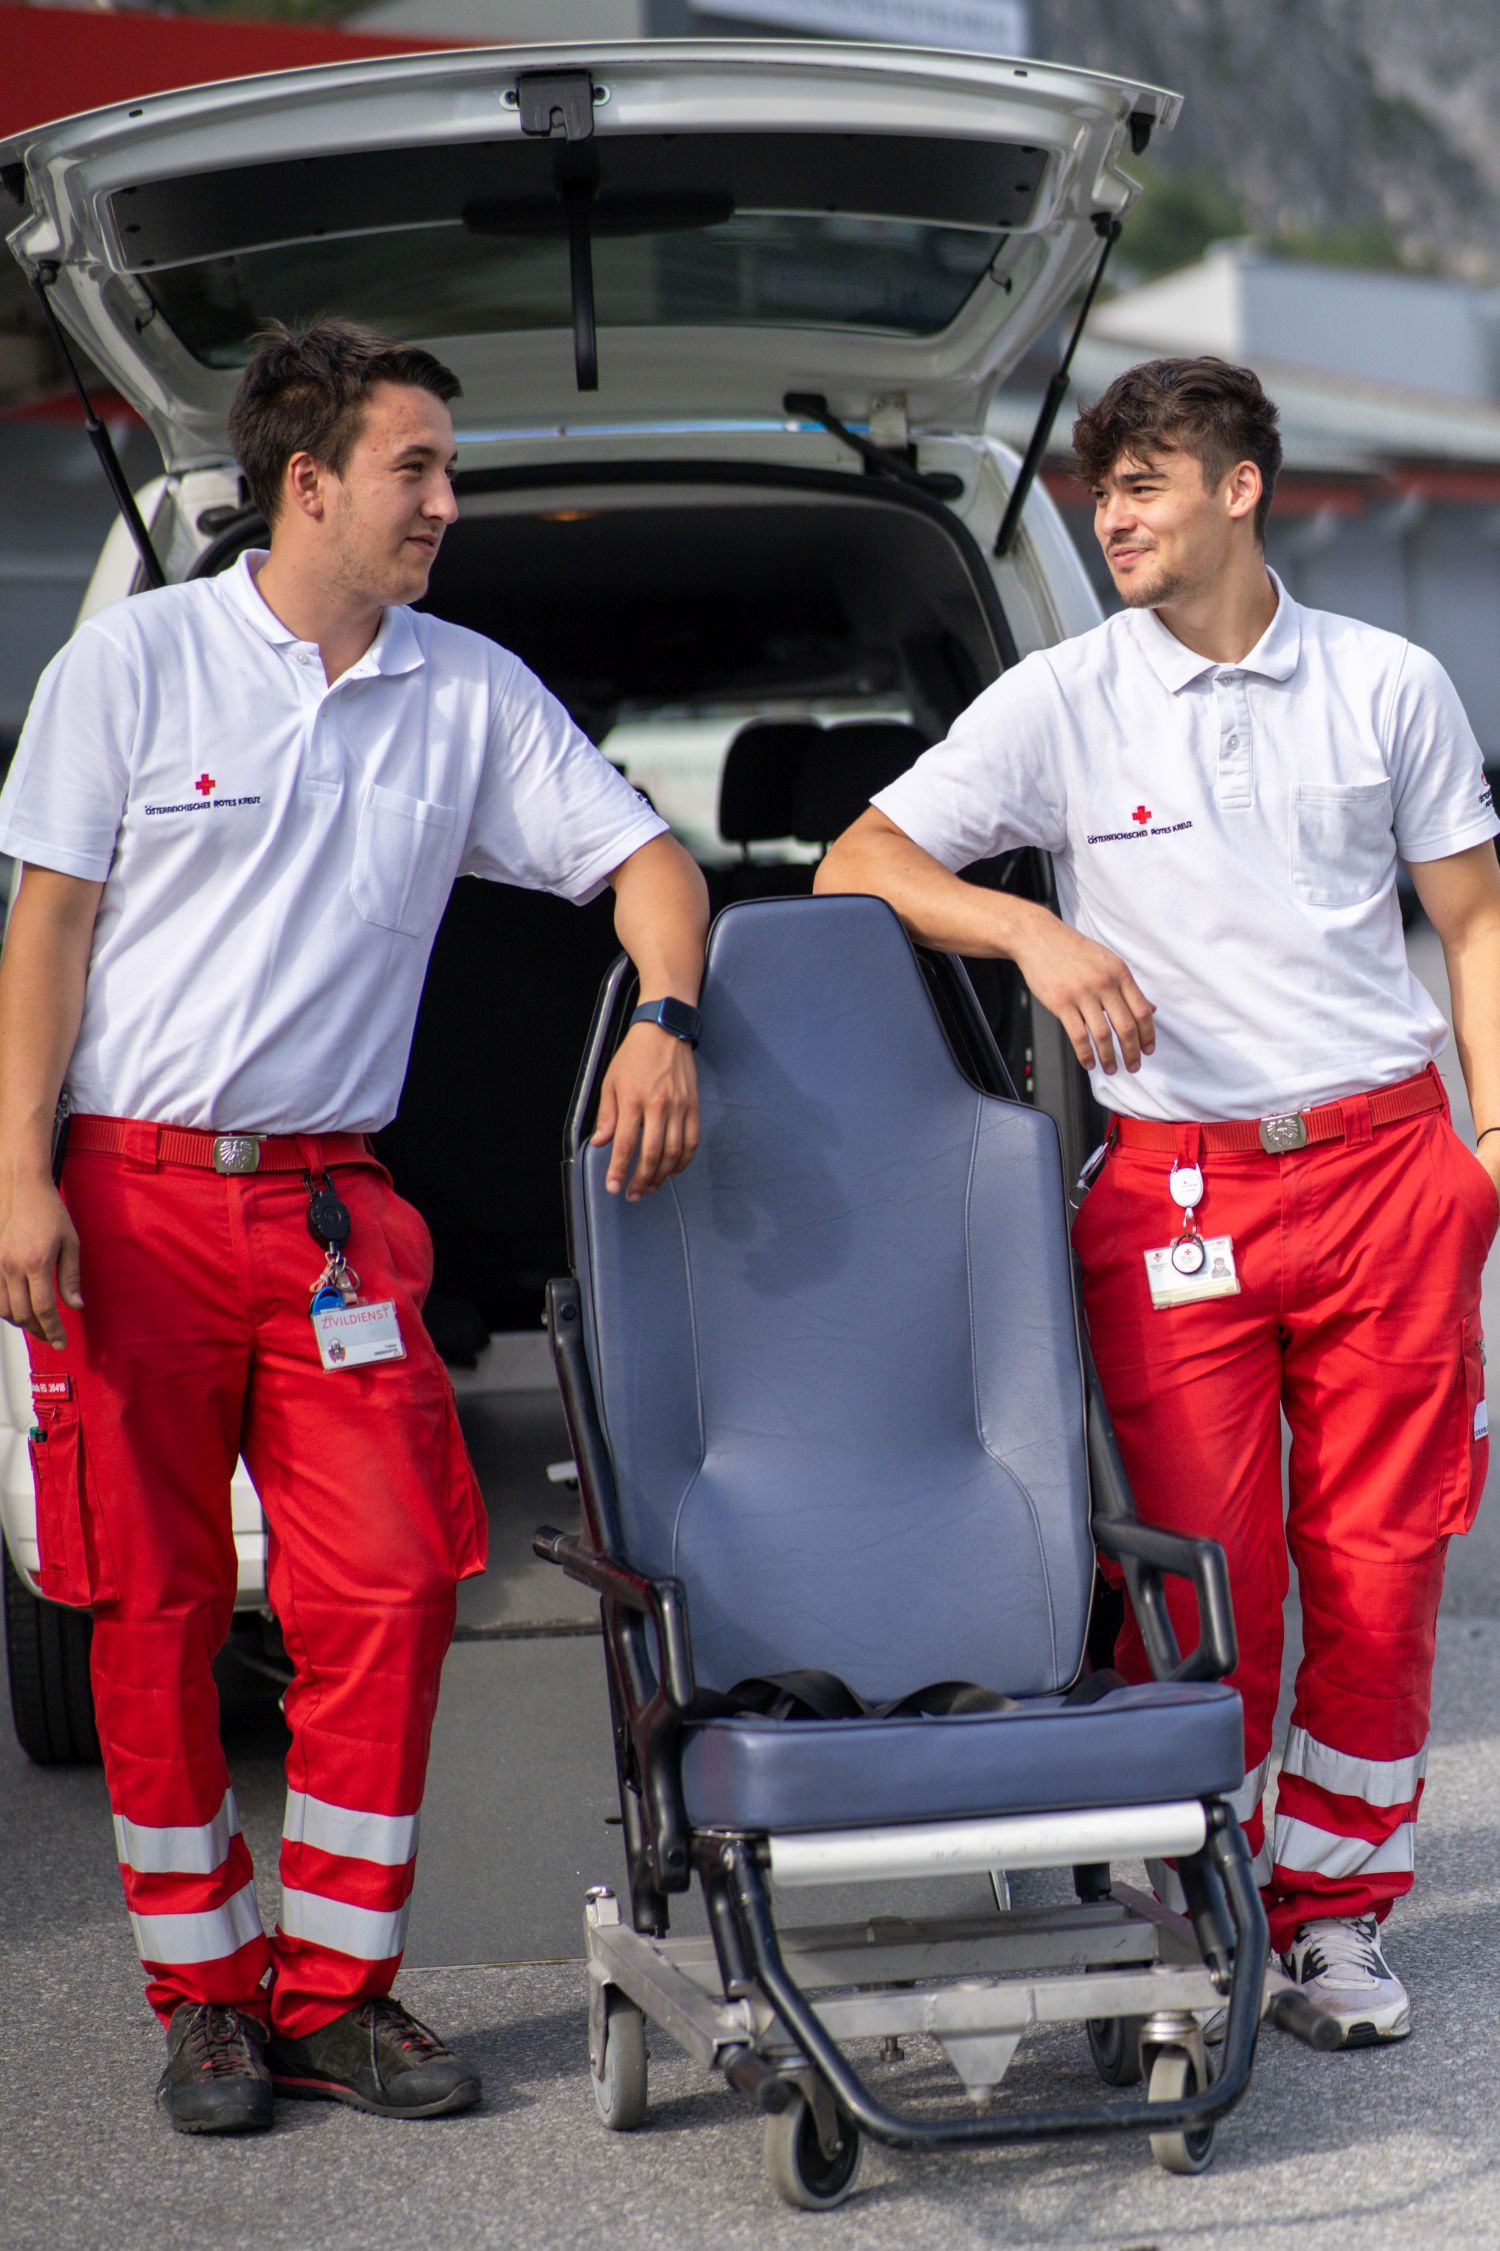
[
  {"x1": 1258, "y1": 1111, "x2": 1309, "y2": 1155},
  {"x1": 212, "y1": 1135, "x2": 262, "y2": 1175}
]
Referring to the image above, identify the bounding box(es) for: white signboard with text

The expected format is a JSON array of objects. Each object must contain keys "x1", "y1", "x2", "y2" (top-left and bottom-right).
[{"x1": 688, "y1": 0, "x2": 1030, "y2": 56}]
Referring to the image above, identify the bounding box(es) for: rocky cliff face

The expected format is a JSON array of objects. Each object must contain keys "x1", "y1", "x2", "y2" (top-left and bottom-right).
[{"x1": 1036, "y1": 0, "x2": 1500, "y2": 284}]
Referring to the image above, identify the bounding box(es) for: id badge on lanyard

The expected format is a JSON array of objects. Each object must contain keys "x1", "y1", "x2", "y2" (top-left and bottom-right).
[
  {"x1": 305, "y1": 1176, "x2": 406, "y2": 1370},
  {"x1": 1144, "y1": 1161, "x2": 1240, "y2": 1309}
]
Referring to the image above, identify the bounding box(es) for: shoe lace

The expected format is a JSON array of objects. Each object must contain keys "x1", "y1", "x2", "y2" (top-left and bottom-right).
[
  {"x1": 158, "y1": 2004, "x2": 262, "y2": 2097},
  {"x1": 354, "y1": 1997, "x2": 449, "y2": 2092},
  {"x1": 1297, "y1": 1915, "x2": 1386, "y2": 1985}
]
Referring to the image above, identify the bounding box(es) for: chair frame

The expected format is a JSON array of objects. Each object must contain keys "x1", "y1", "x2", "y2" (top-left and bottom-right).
[{"x1": 538, "y1": 935, "x2": 1276, "y2": 2187}]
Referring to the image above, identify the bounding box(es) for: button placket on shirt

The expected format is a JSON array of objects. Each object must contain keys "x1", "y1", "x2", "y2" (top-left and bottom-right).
[
  {"x1": 1214, "y1": 667, "x2": 1254, "y2": 810},
  {"x1": 289, "y1": 644, "x2": 345, "y2": 794}
]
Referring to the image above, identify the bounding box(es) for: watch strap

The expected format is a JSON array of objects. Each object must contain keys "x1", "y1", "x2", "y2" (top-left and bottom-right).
[{"x1": 629, "y1": 998, "x2": 701, "y2": 1047}]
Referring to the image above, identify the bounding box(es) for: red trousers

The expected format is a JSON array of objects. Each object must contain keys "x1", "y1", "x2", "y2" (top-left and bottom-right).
[
  {"x1": 26, "y1": 1129, "x2": 487, "y2": 2036},
  {"x1": 1072, "y1": 1080, "x2": 1493, "y2": 1952}
]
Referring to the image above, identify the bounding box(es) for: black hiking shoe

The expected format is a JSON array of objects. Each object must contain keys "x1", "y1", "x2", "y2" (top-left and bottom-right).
[
  {"x1": 268, "y1": 1996, "x2": 480, "y2": 2118},
  {"x1": 157, "y1": 2002, "x2": 274, "y2": 2134}
]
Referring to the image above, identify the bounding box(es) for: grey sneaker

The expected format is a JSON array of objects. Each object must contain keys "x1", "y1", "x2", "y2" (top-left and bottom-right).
[
  {"x1": 157, "y1": 2002, "x2": 274, "y2": 2134},
  {"x1": 1281, "y1": 1915, "x2": 1412, "y2": 2045},
  {"x1": 268, "y1": 1996, "x2": 480, "y2": 2117}
]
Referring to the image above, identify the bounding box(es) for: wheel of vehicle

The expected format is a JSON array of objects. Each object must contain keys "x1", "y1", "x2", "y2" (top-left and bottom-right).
[
  {"x1": 763, "y1": 2089, "x2": 862, "y2": 2210},
  {"x1": 590, "y1": 1990, "x2": 648, "y2": 2131},
  {"x1": 1146, "y1": 2044, "x2": 1215, "y2": 2175},
  {"x1": 1086, "y1": 2013, "x2": 1145, "y2": 2087},
  {"x1": 2, "y1": 1546, "x2": 100, "y2": 1765}
]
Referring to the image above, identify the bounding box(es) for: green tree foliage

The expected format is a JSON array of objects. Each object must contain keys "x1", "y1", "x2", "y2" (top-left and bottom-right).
[
  {"x1": 1121, "y1": 168, "x2": 1413, "y2": 281},
  {"x1": 1119, "y1": 172, "x2": 1247, "y2": 279}
]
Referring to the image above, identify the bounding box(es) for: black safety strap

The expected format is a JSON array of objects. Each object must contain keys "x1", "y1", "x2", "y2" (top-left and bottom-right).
[{"x1": 692, "y1": 1666, "x2": 1128, "y2": 1724}]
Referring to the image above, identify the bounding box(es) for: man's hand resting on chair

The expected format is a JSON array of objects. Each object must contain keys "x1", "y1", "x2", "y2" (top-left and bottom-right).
[{"x1": 594, "y1": 833, "x2": 709, "y2": 1201}]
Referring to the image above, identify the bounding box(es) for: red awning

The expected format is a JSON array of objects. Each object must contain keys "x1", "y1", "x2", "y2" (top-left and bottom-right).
[{"x1": 0, "y1": 2, "x2": 483, "y2": 144}]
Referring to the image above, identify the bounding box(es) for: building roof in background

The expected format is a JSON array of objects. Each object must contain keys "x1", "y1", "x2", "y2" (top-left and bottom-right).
[
  {"x1": 997, "y1": 290, "x2": 1500, "y2": 487},
  {"x1": 1089, "y1": 240, "x2": 1500, "y2": 408},
  {"x1": 0, "y1": 1, "x2": 481, "y2": 142}
]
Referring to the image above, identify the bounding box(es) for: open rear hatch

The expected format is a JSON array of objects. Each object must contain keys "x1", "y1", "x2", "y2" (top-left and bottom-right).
[{"x1": 4, "y1": 38, "x2": 1175, "y2": 472}]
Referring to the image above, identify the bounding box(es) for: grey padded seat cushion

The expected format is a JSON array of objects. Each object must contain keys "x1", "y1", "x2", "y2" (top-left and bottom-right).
[{"x1": 680, "y1": 1681, "x2": 1244, "y2": 1833}]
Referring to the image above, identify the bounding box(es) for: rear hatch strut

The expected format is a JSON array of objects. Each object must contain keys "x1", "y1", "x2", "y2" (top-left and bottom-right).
[
  {"x1": 31, "y1": 262, "x2": 166, "y2": 591},
  {"x1": 993, "y1": 211, "x2": 1122, "y2": 558}
]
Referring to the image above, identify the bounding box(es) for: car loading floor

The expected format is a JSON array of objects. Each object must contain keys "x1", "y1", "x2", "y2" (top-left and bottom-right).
[{"x1": 6, "y1": 925, "x2": 1500, "y2": 2251}]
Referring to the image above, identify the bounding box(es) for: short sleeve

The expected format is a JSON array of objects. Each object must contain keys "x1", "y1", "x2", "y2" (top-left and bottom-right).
[
  {"x1": 462, "y1": 655, "x2": 667, "y2": 902},
  {"x1": 870, "y1": 654, "x2": 1069, "y2": 868},
  {"x1": 1386, "y1": 642, "x2": 1500, "y2": 862},
  {"x1": 0, "y1": 624, "x2": 135, "y2": 880}
]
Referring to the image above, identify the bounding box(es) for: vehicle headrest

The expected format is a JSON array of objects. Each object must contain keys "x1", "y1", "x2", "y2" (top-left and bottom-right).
[
  {"x1": 793, "y1": 720, "x2": 930, "y2": 846},
  {"x1": 718, "y1": 719, "x2": 825, "y2": 846}
]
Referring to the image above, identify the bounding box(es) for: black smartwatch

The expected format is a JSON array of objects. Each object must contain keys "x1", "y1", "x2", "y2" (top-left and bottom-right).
[{"x1": 629, "y1": 997, "x2": 702, "y2": 1048}]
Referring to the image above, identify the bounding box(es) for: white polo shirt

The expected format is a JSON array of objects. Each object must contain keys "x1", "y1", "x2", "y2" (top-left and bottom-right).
[
  {"x1": 0, "y1": 553, "x2": 666, "y2": 1133},
  {"x1": 873, "y1": 573, "x2": 1499, "y2": 1122}
]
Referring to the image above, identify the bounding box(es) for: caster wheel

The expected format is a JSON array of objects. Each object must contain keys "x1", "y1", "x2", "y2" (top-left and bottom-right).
[
  {"x1": 764, "y1": 2089, "x2": 862, "y2": 2210},
  {"x1": 1086, "y1": 2013, "x2": 1145, "y2": 2086},
  {"x1": 1147, "y1": 2045, "x2": 1215, "y2": 2174},
  {"x1": 590, "y1": 1991, "x2": 648, "y2": 2131}
]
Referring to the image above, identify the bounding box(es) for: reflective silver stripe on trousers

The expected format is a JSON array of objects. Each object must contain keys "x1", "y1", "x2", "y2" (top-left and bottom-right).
[
  {"x1": 113, "y1": 1788, "x2": 241, "y2": 1877},
  {"x1": 1280, "y1": 1726, "x2": 1429, "y2": 1809},
  {"x1": 1144, "y1": 1856, "x2": 1186, "y2": 1914},
  {"x1": 1272, "y1": 1815, "x2": 1416, "y2": 1881},
  {"x1": 1147, "y1": 1753, "x2": 1272, "y2": 1908},
  {"x1": 1226, "y1": 1753, "x2": 1272, "y2": 1824},
  {"x1": 282, "y1": 1790, "x2": 420, "y2": 1868},
  {"x1": 278, "y1": 1888, "x2": 411, "y2": 1962},
  {"x1": 130, "y1": 1880, "x2": 263, "y2": 1965}
]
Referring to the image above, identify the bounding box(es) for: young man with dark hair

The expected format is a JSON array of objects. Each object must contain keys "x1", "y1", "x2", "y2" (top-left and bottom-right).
[
  {"x1": 0, "y1": 318, "x2": 708, "y2": 2129},
  {"x1": 818, "y1": 354, "x2": 1500, "y2": 2045}
]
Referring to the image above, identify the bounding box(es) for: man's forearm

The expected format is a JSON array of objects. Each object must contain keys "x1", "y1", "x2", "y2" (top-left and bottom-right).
[
  {"x1": 817, "y1": 810, "x2": 1157, "y2": 1077},
  {"x1": 815, "y1": 812, "x2": 1053, "y2": 960},
  {"x1": 1410, "y1": 844, "x2": 1500, "y2": 1145},
  {"x1": 610, "y1": 834, "x2": 708, "y2": 1001},
  {"x1": 1444, "y1": 920, "x2": 1500, "y2": 1138},
  {"x1": 0, "y1": 867, "x2": 100, "y2": 1184}
]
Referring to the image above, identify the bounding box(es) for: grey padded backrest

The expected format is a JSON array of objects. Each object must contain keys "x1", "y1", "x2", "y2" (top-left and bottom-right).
[{"x1": 572, "y1": 897, "x2": 1092, "y2": 1703}]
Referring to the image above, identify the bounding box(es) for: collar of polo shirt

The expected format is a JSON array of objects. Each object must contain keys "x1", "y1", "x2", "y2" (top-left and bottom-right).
[
  {"x1": 1131, "y1": 568, "x2": 1303, "y2": 694},
  {"x1": 218, "y1": 550, "x2": 426, "y2": 681}
]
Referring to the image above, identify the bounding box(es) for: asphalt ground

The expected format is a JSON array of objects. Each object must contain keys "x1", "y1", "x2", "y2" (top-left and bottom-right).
[{"x1": 5, "y1": 919, "x2": 1500, "y2": 2250}]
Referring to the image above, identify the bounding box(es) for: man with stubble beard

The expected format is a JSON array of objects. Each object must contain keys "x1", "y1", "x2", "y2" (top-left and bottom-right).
[{"x1": 818, "y1": 356, "x2": 1500, "y2": 2046}]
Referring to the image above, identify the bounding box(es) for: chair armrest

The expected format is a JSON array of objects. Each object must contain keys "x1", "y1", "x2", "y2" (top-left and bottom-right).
[
  {"x1": 534, "y1": 1526, "x2": 698, "y2": 1711},
  {"x1": 1091, "y1": 1514, "x2": 1236, "y2": 1684}
]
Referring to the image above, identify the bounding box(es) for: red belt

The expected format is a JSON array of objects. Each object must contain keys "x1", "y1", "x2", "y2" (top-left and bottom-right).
[
  {"x1": 68, "y1": 1114, "x2": 372, "y2": 1175},
  {"x1": 1112, "y1": 1067, "x2": 1444, "y2": 1156}
]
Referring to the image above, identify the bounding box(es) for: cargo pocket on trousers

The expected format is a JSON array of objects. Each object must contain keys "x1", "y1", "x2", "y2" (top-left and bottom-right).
[
  {"x1": 28, "y1": 1401, "x2": 118, "y2": 1608},
  {"x1": 443, "y1": 1386, "x2": 489, "y2": 1582},
  {"x1": 1441, "y1": 1311, "x2": 1488, "y2": 1537}
]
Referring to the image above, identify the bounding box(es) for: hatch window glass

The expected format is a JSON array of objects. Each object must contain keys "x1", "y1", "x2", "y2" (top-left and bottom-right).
[
  {"x1": 146, "y1": 218, "x2": 1005, "y2": 366},
  {"x1": 112, "y1": 128, "x2": 1042, "y2": 364}
]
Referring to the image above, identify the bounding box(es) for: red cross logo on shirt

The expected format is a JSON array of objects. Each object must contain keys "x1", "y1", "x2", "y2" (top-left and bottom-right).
[
  {"x1": 1131, "y1": 804, "x2": 1152, "y2": 825},
  {"x1": 195, "y1": 773, "x2": 216, "y2": 797}
]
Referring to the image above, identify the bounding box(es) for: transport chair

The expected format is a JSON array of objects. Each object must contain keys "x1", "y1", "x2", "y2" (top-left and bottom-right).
[{"x1": 537, "y1": 895, "x2": 1271, "y2": 2208}]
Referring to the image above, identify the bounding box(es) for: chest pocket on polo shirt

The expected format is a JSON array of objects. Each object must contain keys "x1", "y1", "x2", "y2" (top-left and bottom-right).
[
  {"x1": 1291, "y1": 780, "x2": 1393, "y2": 908},
  {"x1": 350, "y1": 785, "x2": 457, "y2": 937}
]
